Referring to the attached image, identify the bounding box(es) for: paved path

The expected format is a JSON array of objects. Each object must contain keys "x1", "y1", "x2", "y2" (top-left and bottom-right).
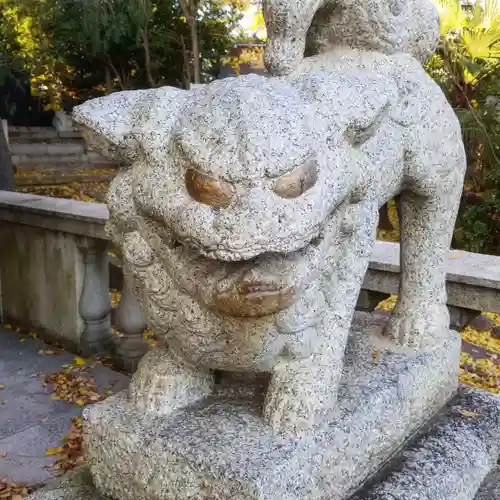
[{"x1": 0, "y1": 327, "x2": 129, "y2": 486}]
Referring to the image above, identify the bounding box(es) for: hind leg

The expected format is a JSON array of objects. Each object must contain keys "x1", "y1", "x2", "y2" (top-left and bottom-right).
[{"x1": 384, "y1": 186, "x2": 462, "y2": 347}]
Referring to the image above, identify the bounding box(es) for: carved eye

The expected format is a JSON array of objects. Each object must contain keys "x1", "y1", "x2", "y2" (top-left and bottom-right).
[
  {"x1": 274, "y1": 160, "x2": 318, "y2": 199},
  {"x1": 185, "y1": 168, "x2": 234, "y2": 208}
]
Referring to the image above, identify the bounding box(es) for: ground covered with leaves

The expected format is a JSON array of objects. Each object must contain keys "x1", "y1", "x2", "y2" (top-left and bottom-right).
[
  {"x1": 377, "y1": 297, "x2": 500, "y2": 395},
  {"x1": 0, "y1": 341, "x2": 109, "y2": 499}
]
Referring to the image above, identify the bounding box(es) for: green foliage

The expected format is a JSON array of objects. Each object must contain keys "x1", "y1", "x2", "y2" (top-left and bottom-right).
[
  {"x1": 0, "y1": 0, "x2": 248, "y2": 112},
  {"x1": 429, "y1": 0, "x2": 500, "y2": 255}
]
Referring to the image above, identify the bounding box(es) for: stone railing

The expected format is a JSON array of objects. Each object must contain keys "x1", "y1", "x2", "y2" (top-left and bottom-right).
[
  {"x1": 0, "y1": 191, "x2": 147, "y2": 371},
  {"x1": 358, "y1": 241, "x2": 500, "y2": 330},
  {"x1": 0, "y1": 192, "x2": 499, "y2": 370}
]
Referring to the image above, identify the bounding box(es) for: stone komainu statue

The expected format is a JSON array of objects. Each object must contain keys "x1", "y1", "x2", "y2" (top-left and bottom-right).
[{"x1": 72, "y1": 0, "x2": 465, "y2": 439}]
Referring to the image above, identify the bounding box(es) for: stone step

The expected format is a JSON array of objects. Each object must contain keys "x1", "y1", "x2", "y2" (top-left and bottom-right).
[
  {"x1": 351, "y1": 387, "x2": 500, "y2": 500},
  {"x1": 475, "y1": 467, "x2": 500, "y2": 500},
  {"x1": 8, "y1": 126, "x2": 81, "y2": 142},
  {"x1": 10, "y1": 142, "x2": 86, "y2": 156},
  {"x1": 13, "y1": 154, "x2": 114, "y2": 170},
  {"x1": 15, "y1": 171, "x2": 116, "y2": 187}
]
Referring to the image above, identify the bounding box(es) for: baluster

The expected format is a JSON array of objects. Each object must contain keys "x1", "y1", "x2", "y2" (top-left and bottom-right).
[
  {"x1": 447, "y1": 305, "x2": 478, "y2": 332},
  {"x1": 79, "y1": 239, "x2": 113, "y2": 356},
  {"x1": 114, "y1": 268, "x2": 149, "y2": 372}
]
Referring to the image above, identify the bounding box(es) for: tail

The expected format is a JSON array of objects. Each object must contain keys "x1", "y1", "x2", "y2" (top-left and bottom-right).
[{"x1": 263, "y1": 0, "x2": 441, "y2": 76}]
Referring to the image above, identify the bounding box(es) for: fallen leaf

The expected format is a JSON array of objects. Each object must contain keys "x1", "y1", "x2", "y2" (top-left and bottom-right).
[
  {"x1": 1, "y1": 401, "x2": 7, "y2": 405},
  {"x1": 73, "y1": 357, "x2": 85, "y2": 366},
  {"x1": 41, "y1": 365, "x2": 107, "y2": 406},
  {"x1": 1, "y1": 452, "x2": 7, "y2": 457},
  {"x1": 372, "y1": 350, "x2": 381, "y2": 362},
  {"x1": 45, "y1": 447, "x2": 63, "y2": 457},
  {"x1": 47, "y1": 417, "x2": 86, "y2": 474},
  {"x1": 38, "y1": 349, "x2": 57, "y2": 356},
  {"x1": 459, "y1": 409, "x2": 481, "y2": 418},
  {"x1": 0, "y1": 385, "x2": 4, "y2": 391}
]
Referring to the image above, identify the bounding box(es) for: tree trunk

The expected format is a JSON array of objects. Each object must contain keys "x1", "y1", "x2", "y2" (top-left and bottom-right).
[
  {"x1": 190, "y1": 19, "x2": 201, "y2": 84},
  {"x1": 141, "y1": 28, "x2": 156, "y2": 88},
  {"x1": 0, "y1": 122, "x2": 14, "y2": 191},
  {"x1": 180, "y1": 0, "x2": 201, "y2": 85},
  {"x1": 180, "y1": 35, "x2": 192, "y2": 89},
  {"x1": 105, "y1": 66, "x2": 113, "y2": 93}
]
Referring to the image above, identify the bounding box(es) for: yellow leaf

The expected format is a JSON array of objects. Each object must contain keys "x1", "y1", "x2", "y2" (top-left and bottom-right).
[
  {"x1": 20, "y1": 338, "x2": 25, "y2": 343},
  {"x1": 459, "y1": 409, "x2": 481, "y2": 418},
  {"x1": 51, "y1": 395, "x2": 60, "y2": 400},
  {"x1": 1, "y1": 452, "x2": 7, "y2": 457},
  {"x1": 45, "y1": 447, "x2": 63, "y2": 456},
  {"x1": 0, "y1": 384, "x2": 4, "y2": 390},
  {"x1": 74, "y1": 357, "x2": 86, "y2": 366},
  {"x1": 75, "y1": 399, "x2": 85, "y2": 407}
]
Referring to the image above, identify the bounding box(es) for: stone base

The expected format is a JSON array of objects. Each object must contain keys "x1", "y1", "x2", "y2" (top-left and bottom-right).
[
  {"x1": 26, "y1": 388, "x2": 500, "y2": 500},
  {"x1": 81, "y1": 313, "x2": 464, "y2": 499}
]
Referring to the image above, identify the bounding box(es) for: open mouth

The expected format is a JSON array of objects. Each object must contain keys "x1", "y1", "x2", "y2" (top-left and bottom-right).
[{"x1": 177, "y1": 230, "x2": 326, "y2": 319}]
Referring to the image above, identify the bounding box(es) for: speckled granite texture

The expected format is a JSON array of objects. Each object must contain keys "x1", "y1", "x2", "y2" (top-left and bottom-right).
[
  {"x1": 351, "y1": 388, "x2": 500, "y2": 500},
  {"x1": 26, "y1": 387, "x2": 500, "y2": 500},
  {"x1": 72, "y1": 47, "x2": 466, "y2": 437},
  {"x1": 80, "y1": 313, "x2": 460, "y2": 500},
  {"x1": 65, "y1": 0, "x2": 469, "y2": 497},
  {"x1": 264, "y1": 0, "x2": 440, "y2": 75},
  {"x1": 25, "y1": 469, "x2": 102, "y2": 500},
  {"x1": 475, "y1": 467, "x2": 500, "y2": 500}
]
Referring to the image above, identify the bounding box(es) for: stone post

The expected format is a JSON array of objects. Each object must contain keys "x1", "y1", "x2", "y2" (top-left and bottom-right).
[
  {"x1": 447, "y1": 305, "x2": 478, "y2": 332},
  {"x1": 114, "y1": 271, "x2": 149, "y2": 372},
  {"x1": 79, "y1": 239, "x2": 113, "y2": 356}
]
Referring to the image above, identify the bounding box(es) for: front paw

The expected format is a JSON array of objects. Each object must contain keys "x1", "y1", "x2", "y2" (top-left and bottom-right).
[
  {"x1": 130, "y1": 349, "x2": 213, "y2": 416},
  {"x1": 263, "y1": 384, "x2": 316, "y2": 437},
  {"x1": 263, "y1": 358, "x2": 336, "y2": 437},
  {"x1": 383, "y1": 301, "x2": 450, "y2": 348}
]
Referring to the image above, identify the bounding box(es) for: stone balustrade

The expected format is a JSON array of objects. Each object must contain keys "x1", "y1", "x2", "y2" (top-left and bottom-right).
[
  {"x1": 358, "y1": 241, "x2": 500, "y2": 330},
  {"x1": 0, "y1": 191, "x2": 147, "y2": 371},
  {"x1": 0, "y1": 192, "x2": 499, "y2": 371}
]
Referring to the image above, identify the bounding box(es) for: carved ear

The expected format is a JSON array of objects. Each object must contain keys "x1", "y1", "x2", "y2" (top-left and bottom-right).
[{"x1": 72, "y1": 87, "x2": 188, "y2": 165}]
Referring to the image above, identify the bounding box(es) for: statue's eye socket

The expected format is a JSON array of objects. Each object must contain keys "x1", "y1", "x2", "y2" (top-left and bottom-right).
[
  {"x1": 273, "y1": 160, "x2": 318, "y2": 199},
  {"x1": 185, "y1": 168, "x2": 234, "y2": 208}
]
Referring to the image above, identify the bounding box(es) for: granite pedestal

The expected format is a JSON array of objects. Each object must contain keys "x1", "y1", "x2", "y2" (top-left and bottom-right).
[{"x1": 27, "y1": 313, "x2": 486, "y2": 500}]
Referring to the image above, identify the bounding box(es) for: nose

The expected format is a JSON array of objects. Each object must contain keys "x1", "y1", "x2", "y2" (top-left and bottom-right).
[{"x1": 185, "y1": 168, "x2": 234, "y2": 208}]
